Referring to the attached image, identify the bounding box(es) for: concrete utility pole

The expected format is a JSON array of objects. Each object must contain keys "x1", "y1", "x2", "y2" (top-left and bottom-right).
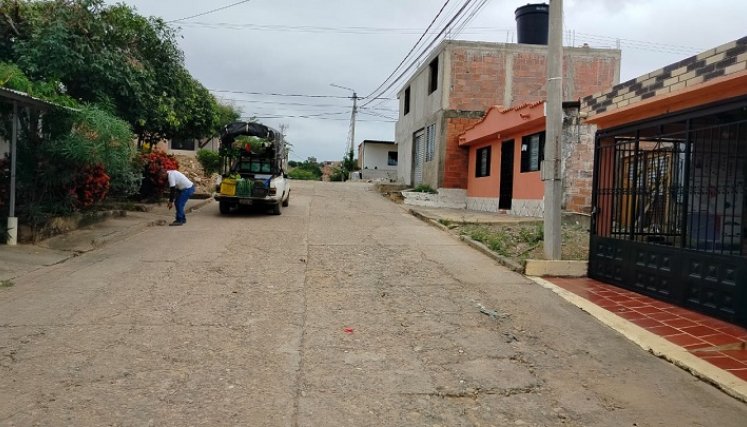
[
  {"x1": 350, "y1": 93, "x2": 357, "y2": 155},
  {"x1": 330, "y1": 83, "x2": 358, "y2": 156},
  {"x1": 542, "y1": 0, "x2": 563, "y2": 259}
]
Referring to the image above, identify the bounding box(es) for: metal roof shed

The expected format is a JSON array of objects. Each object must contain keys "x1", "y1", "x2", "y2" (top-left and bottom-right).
[{"x1": 1, "y1": 87, "x2": 68, "y2": 245}]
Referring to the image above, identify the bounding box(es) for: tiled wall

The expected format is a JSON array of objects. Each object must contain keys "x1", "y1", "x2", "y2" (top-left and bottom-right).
[{"x1": 583, "y1": 37, "x2": 747, "y2": 116}]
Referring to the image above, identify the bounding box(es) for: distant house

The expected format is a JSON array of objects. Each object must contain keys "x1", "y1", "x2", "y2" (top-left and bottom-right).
[
  {"x1": 169, "y1": 137, "x2": 220, "y2": 153},
  {"x1": 395, "y1": 33, "x2": 620, "y2": 206},
  {"x1": 584, "y1": 36, "x2": 747, "y2": 326},
  {"x1": 357, "y1": 140, "x2": 397, "y2": 181}
]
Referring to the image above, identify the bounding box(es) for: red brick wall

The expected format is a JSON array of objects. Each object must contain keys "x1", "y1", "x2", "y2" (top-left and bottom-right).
[
  {"x1": 448, "y1": 46, "x2": 620, "y2": 111},
  {"x1": 572, "y1": 56, "x2": 619, "y2": 100},
  {"x1": 449, "y1": 49, "x2": 507, "y2": 110},
  {"x1": 442, "y1": 117, "x2": 482, "y2": 189},
  {"x1": 511, "y1": 52, "x2": 548, "y2": 104}
]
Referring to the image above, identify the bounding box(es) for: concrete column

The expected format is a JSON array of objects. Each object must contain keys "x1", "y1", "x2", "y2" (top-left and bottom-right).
[
  {"x1": 503, "y1": 53, "x2": 514, "y2": 107},
  {"x1": 6, "y1": 217, "x2": 17, "y2": 245}
]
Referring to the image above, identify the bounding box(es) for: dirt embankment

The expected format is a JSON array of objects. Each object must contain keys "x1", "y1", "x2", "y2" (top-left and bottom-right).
[{"x1": 173, "y1": 154, "x2": 216, "y2": 196}]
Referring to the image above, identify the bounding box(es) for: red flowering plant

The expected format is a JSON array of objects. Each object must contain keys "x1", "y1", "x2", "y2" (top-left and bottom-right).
[
  {"x1": 69, "y1": 164, "x2": 110, "y2": 208},
  {"x1": 138, "y1": 151, "x2": 179, "y2": 199},
  {"x1": 0, "y1": 155, "x2": 9, "y2": 211}
]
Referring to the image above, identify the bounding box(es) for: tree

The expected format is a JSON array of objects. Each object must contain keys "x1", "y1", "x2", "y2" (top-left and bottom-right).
[
  {"x1": 0, "y1": 0, "x2": 237, "y2": 145},
  {"x1": 288, "y1": 159, "x2": 322, "y2": 181},
  {"x1": 339, "y1": 149, "x2": 358, "y2": 181}
]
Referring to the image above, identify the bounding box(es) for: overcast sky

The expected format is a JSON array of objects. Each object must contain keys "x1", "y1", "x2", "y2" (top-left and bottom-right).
[{"x1": 106, "y1": 0, "x2": 747, "y2": 162}]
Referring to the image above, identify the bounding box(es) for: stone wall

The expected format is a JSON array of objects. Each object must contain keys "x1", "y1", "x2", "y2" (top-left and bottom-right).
[{"x1": 561, "y1": 108, "x2": 596, "y2": 214}]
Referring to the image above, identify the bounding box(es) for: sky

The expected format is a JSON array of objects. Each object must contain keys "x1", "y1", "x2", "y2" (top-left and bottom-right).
[{"x1": 105, "y1": 0, "x2": 747, "y2": 162}]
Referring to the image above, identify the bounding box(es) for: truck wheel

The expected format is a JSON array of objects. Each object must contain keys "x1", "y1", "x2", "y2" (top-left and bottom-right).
[
  {"x1": 282, "y1": 191, "x2": 290, "y2": 207},
  {"x1": 219, "y1": 201, "x2": 231, "y2": 214},
  {"x1": 272, "y1": 202, "x2": 282, "y2": 215}
]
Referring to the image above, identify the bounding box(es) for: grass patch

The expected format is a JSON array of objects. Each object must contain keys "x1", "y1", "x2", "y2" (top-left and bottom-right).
[
  {"x1": 412, "y1": 184, "x2": 437, "y2": 194},
  {"x1": 437, "y1": 219, "x2": 458, "y2": 229},
  {"x1": 456, "y1": 222, "x2": 588, "y2": 262},
  {"x1": 1, "y1": 279, "x2": 14, "y2": 288}
]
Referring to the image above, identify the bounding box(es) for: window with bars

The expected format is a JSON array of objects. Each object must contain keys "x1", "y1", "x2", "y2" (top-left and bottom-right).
[
  {"x1": 425, "y1": 123, "x2": 436, "y2": 162},
  {"x1": 476, "y1": 146, "x2": 491, "y2": 177},
  {"x1": 521, "y1": 132, "x2": 545, "y2": 172}
]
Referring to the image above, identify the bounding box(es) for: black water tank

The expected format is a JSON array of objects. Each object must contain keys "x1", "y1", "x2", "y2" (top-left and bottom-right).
[{"x1": 515, "y1": 3, "x2": 549, "y2": 45}]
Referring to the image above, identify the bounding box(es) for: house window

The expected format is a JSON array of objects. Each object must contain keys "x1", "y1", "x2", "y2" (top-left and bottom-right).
[
  {"x1": 387, "y1": 151, "x2": 398, "y2": 166},
  {"x1": 171, "y1": 138, "x2": 196, "y2": 151},
  {"x1": 521, "y1": 132, "x2": 545, "y2": 172},
  {"x1": 429, "y1": 57, "x2": 439, "y2": 94},
  {"x1": 476, "y1": 146, "x2": 491, "y2": 177},
  {"x1": 425, "y1": 123, "x2": 436, "y2": 162},
  {"x1": 404, "y1": 86, "x2": 411, "y2": 115}
]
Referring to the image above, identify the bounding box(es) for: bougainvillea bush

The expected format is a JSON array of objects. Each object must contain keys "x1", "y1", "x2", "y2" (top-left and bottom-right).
[
  {"x1": 138, "y1": 151, "x2": 179, "y2": 199},
  {"x1": 69, "y1": 164, "x2": 110, "y2": 208}
]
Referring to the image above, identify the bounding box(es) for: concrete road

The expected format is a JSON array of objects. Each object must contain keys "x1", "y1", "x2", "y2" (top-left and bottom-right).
[{"x1": 1, "y1": 181, "x2": 745, "y2": 426}]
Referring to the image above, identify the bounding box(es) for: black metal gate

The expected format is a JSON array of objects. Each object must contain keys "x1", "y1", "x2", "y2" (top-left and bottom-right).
[{"x1": 589, "y1": 97, "x2": 747, "y2": 326}]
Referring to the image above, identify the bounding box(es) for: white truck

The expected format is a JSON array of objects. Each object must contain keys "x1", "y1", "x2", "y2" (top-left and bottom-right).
[{"x1": 214, "y1": 121, "x2": 290, "y2": 215}]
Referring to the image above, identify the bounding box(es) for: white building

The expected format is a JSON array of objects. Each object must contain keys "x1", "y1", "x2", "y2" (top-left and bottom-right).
[{"x1": 357, "y1": 140, "x2": 397, "y2": 181}]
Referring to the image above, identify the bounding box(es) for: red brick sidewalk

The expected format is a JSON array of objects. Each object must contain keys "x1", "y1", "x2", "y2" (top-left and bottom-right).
[{"x1": 546, "y1": 277, "x2": 747, "y2": 382}]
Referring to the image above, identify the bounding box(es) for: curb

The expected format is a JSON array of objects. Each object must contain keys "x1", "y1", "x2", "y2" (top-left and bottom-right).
[
  {"x1": 409, "y1": 209, "x2": 525, "y2": 273},
  {"x1": 459, "y1": 235, "x2": 525, "y2": 273},
  {"x1": 528, "y1": 276, "x2": 747, "y2": 404}
]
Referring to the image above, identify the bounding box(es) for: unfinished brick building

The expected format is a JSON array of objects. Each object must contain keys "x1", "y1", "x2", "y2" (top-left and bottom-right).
[{"x1": 395, "y1": 39, "x2": 620, "y2": 206}]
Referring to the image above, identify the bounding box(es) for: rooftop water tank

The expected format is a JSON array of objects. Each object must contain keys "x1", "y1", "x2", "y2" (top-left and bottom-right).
[{"x1": 515, "y1": 3, "x2": 549, "y2": 45}]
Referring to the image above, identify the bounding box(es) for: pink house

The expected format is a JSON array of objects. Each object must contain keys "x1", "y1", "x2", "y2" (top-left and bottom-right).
[{"x1": 459, "y1": 100, "x2": 593, "y2": 216}]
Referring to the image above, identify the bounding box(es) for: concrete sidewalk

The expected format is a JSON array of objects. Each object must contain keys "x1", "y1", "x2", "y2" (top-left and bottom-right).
[
  {"x1": 404, "y1": 204, "x2": 747, "y2": 403},
  {"x1": 0, "y1": 198, "x2": 213, "y2": 282}
]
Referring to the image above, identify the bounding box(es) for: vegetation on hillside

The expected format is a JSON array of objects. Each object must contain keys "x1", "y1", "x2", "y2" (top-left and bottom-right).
[{"x1": 288, "y1": 160, "x2": 322, "y2": 181}]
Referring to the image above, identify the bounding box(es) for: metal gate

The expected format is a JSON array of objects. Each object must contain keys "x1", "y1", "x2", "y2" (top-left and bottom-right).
[
  {"x1": 413, "y1": 129, "x2": 425, "y2": 185},
  {"x1": 589, "y1": 98, "x2": 747, "y2": 326}
]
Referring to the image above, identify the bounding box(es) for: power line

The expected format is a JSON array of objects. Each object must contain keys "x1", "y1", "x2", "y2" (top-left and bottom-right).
[
  {"x1": 213, "y1": 97, "x2": 354, "y2": 109},
  {"x1": 167, "y1": 0, "x2": 254, "y2": 24},
  {"x1": 448, "y1": 0, "x2": 490, "y2": 40},
  {"x1": 246, "y1": 115, "x2": 394, "y2": 123},
  {"x1": 362, "y1": 0, "x2": 478, "y2": 107},
  {"x1": 361, "y1": 0, "x2": 453, "y2": 102},
  {"x1": 211, "y1": 89, "x2": 395, "y2": 100},
  {"x1": 180, "y1": 22, "x2": 497, "y2": 33}
]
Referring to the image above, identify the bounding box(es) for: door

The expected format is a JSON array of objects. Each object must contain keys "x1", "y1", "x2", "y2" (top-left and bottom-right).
[
  {"x1": 499, "y1": 140, "x2": 514, "y2": 210},
  {"x1": 412, "y1": 129, "x2": 425, "y2": 185}
]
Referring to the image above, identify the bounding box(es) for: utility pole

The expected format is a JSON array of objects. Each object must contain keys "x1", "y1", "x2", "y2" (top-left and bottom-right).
[
  {"x1": 330, "y1": 83, "x2": 359, "y2": 179},
  {"x1": 543, "y1": 0, "x2": 563, "y2": 259},
  {"x1": 349, "y1": 92, "x2": 357, "y2": 155}
]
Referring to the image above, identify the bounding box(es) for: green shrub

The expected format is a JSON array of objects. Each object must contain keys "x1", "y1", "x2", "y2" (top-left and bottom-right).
[
  {"x1": 288, "y1": 168, "x2": 319, "y2": 180},
  {"x1": 329, "y1": 166, "x2": 344, "y2": 182},
  {"x1": 196, "y1": 149, "x2": 221, "y2": 175},
  {"x1": 518, "y1": 224, "x2": 544, "y2": 245},
  {"x1": 413, "y1": 184, "x2": 437, "y2": 194}
]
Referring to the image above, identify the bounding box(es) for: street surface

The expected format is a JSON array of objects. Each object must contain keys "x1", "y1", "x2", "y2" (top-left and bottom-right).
[{"x1": 1, "y1": 181, "x2": 746, "y2": 426}]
